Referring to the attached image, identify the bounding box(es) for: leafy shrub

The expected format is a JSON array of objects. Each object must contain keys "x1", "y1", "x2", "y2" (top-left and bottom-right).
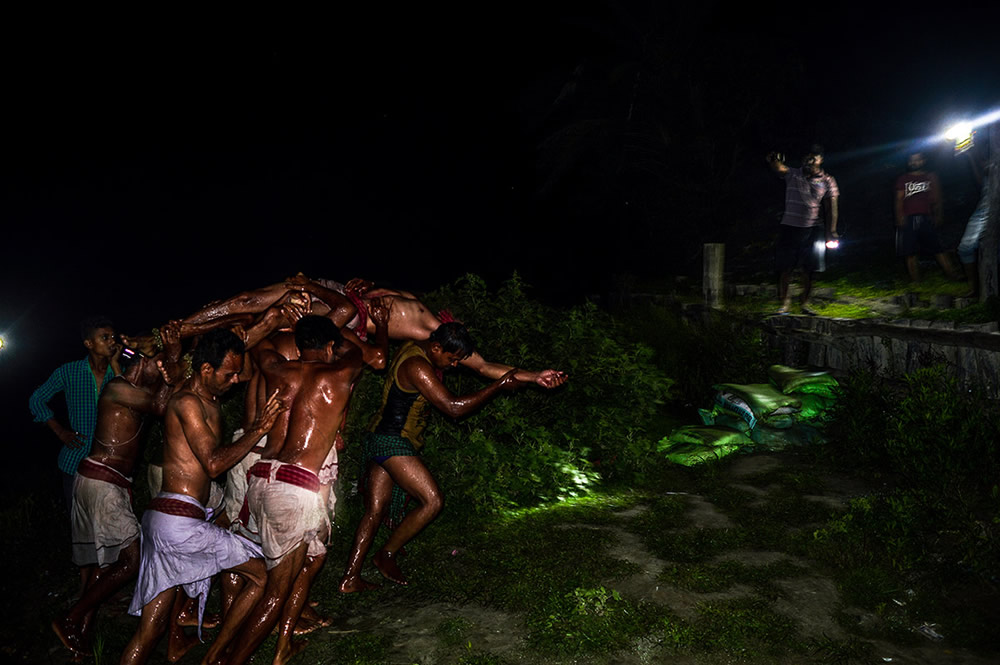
[
  {"x1": 618, "y1": 304, "x2": 776, "y2": 405},
  {"x1": 340, "y1": 273, "x2": 674, "y2": 516},
  {"x1": 820, "y1": 366, "x2": 1000, "y2": 594}
]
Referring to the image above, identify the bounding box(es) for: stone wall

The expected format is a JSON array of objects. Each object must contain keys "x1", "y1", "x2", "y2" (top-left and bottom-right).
[{"x1": 762, "y1": 315, "x2": 1000, "y2": 397}]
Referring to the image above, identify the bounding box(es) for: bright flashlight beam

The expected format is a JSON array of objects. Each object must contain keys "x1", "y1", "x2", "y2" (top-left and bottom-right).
[{"x1": 941, "y1": 108, "x2": 1000, "y2": 142}]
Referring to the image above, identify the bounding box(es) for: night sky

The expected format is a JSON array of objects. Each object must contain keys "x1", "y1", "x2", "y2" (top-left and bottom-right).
[{"x1": 2, "y1": 3, "x2": 999, "y2": 484}]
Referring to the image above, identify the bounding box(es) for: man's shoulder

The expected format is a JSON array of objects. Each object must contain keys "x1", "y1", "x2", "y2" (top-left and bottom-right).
[
  {"x1": 168, "y1": 390, "x2": 210, "y2": 415},
  {"x1": 60, "y1": 357, "x2": 89, "y2": 374}
]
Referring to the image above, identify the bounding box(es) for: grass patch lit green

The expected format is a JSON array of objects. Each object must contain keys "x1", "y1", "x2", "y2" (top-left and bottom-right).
[{"x1": 525, "y1": 586, "x2": 673, "y2": 655}]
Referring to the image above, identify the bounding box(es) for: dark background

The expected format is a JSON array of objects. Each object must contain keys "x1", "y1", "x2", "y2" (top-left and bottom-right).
[{"x1": 2, "y1": 3, "x2": 999, "y2": 491}]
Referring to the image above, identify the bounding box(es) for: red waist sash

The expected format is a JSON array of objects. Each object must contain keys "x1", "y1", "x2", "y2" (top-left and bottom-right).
[
  {"x1": 248, "y1": 461, "x2": 321, "y2": 493},
  {"x1": 148, "y1": 497, "x2": 206, "y2": 520},
  {"x1": 78, "y1": 458, "x2": 132, "y2": 490},
  {"x1": 345, "y1": 290, "x2": 369, "y2": 341}
]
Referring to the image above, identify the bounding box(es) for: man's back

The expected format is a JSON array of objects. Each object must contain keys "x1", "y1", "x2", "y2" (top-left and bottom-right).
[{"x1": 261, "y1": 349, "x2": 362, "y2": 474}]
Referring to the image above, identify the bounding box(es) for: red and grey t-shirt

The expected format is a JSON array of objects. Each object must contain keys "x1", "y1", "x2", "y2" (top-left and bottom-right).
[{"x1": 895, "y1": 172, "x2": 939, "y2": 217}]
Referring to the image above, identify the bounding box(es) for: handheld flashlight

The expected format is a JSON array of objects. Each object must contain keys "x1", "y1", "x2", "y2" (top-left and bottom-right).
[
  {"x1": 825, "y1": 240, "x2": 840, "y2": 249},
  {"x1": 944, "y1": 122, "x2": 975, "y2": 154}
]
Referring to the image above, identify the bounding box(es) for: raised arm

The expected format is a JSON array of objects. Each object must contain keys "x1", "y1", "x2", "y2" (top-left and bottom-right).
[
  {"x1": 766, "y1": 151, "x2": 789, "y2": 176},
  {"x1": 342, "y1": 296, "x2": 391, "y2": 369},
  {"x1": 294, "y1": 279, "x2": 359, "y2": 329},
  {"x1": 241, "y1": 299, "x2": 310, "y2": 350}
]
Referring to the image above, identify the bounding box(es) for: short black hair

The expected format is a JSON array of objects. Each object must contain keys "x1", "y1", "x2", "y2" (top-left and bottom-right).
[
  {"x1": 807, "y1": 144, "x2": 824, "y2": 158},
  {"x1": 294, "y1": 315, "x2": 342, "y2": 352},
  {"x1": 80, "y1": 315, "x2": 114, "y2": 341},
  {"x1": 191, "y1": 329, "x2": 245, "y2": 371},
  {"x1": 429, "y1": 322, "x2": 476, "y2": 358}
]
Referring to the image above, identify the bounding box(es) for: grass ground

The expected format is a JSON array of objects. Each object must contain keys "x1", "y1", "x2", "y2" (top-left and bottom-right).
[
  {"x1": 638, "y1": 259, "x2": 999, "y2": 323},
  {"x1": 14, "y1": 447, "x2": 999, "y2": 664}
]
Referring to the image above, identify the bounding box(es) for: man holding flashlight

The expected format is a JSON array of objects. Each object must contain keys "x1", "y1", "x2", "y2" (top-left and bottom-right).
[{"x1": 766, "y1": 146, "x2": 839, "y2": 315}]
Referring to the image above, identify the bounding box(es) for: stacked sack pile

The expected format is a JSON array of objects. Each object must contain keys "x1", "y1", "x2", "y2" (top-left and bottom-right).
[{"x1": 656, "y1": 365, "x2": 838, "y2": 466}]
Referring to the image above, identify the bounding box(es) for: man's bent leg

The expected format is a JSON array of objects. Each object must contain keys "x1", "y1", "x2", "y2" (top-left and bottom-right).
[
  {"x1": 165, "y1": 590, "x2": 200, "y2": 663},
  {"x1": 120, "y1": 587, "x2": 177, "y2": 665},
  {"x1": 372, "y1": 456, "x2": 443, "y2": 585},
  {"x1": 55, "y1": 540, "x2": 140, "y2": 650},
  {"x1": 275, "y1": 554, "x2": 326, "y2": 665},
  {"x1": 777, "y1": 271, "x2": 792, "y2": 312},
  {"x1": 223, "y1": 544, "x2": 308, "y2": 665},
  {"x1": 202, "y1": 558, "x2": 267, "y2": 665},
  {"x1": 339, "y1": 463, "x2": 393, "y2": 593}
]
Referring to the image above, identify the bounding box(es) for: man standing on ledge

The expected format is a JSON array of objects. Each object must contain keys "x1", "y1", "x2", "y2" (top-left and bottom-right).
[
  {"x1": 339, "y1": 322, "x2": 567, "y2": 592},
  {"x1": 766, "y1": 146, "x2": 839, "y2": 315},
  {"x1": 895, "y1": 150, "x2": 959, "y2": 283},
  {"x1": 30, "y1": 315, "x2": 120, "y2": 512}
]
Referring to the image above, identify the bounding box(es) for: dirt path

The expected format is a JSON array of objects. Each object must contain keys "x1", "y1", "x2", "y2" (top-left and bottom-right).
[{"x1": 25, "y1": 452, "x2": 1000, "y2": 664}]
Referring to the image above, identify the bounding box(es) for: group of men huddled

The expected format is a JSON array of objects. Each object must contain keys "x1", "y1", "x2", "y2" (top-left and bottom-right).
[{"x1": 31, "y1": 275, "x2": 568, "y2": 665}]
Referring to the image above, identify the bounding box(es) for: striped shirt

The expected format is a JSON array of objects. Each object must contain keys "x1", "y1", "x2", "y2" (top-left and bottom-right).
[
  {"x1": 781, "y1": 168, "x2": 839, "y2": 228},
  {"x1": 29, "y1": 357, "x2": 115, "y2": 475}
]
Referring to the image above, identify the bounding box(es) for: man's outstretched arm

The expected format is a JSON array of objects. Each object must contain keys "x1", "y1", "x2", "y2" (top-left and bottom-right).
[
  {"x1": 405, "y1": 360, "x2": 524, "y2": 420},
  {"x1": 460, "y1": 352, "x2": 568, "y2": 388}
]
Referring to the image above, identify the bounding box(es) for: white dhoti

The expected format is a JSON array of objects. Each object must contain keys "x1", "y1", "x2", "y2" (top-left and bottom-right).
[
  {"x1": 246, "y1": 460, "x2": 329, "y2": 570},
  {"x1": 128, "y1": 492, "x2": 262, "y2": 637},
  {"x1": 71, "y1": 458, "x2": 139, "y2": 567}
]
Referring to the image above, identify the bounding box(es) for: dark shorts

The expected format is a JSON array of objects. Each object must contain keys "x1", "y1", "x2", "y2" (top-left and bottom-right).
[
  {"x1": 776, "y1": 225, "x2": 826, "y2": 273},
  {"x1": 896, "y1": 214, "x2": 943, "y2": 257},
  {"x1": 360, "y1": 432, "x2": 419, "y2": 528}
]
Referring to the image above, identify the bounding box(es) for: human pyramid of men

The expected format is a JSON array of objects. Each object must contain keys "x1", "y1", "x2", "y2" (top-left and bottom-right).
[{"x1": 44, "y1": 274, "x2": 567, "y2": 665}]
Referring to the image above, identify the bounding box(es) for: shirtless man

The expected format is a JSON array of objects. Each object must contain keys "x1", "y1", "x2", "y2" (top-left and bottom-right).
[
  {"x1": 120, "y1": 329, "x2": 285, "y2": 665},
  {"x1": 222, "y1": 312, "x2": 389, "y2": 665},
  {"x1": 338, "y1": 322, "x2": 561, "y2": 592},
  {"x1": 51, "y1": 324, "x2": 183, "y2": 658}
]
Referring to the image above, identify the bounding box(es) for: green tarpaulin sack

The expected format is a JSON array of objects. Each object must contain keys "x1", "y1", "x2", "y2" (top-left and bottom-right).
[
  {"x1": 768, "y1": 364, "x2": 839, "y2": 398},
  {"x1": 698, "y1": 407, "x2": 751, "y2": 432},
  {"x1": 657, "y1": 426, "x2": 750, "y2": 466},
  {"x1": 713, "y1": 383, "x2": 801, "y2": 426},
  {"x1": 795, "y1": 393, "x2": 835, "y2": 422}
]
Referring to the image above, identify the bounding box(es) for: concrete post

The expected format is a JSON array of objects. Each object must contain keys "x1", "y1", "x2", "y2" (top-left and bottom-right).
[{"x1": 703, "y1": 243, "x2": 725, "y2": 309}]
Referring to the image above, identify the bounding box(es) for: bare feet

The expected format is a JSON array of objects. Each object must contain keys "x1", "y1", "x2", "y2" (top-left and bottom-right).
[
  {"x1": 273, "y1": 637, "x2": 309, "y2": 665},
  {"x1": 293, "y1": 605, "x2": 332, "y2": 636},
  {"x1": 338, "y1": 575, "x2": 380, "y2": 593},
  {"x1": 373, "y1": 550, "x2": 408, "y2": 585},
  {"x1": 51, "y1": 618, "x2": 85, "y2": 657},
  {"x1": 166, "y1": 629, "x2": 200, "y2": 662}
]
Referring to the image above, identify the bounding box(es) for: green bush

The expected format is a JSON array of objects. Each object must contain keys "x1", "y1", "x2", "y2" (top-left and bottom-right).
[
  {"x1": 618, "y1": 304, "x2": 776, "y2": 405},
  {"x1": 340, "y1": 273, "x2": 674, "y2": 516},
  {"x1": 821, "y1": 366, "x2": 1000, "y2": 590}
]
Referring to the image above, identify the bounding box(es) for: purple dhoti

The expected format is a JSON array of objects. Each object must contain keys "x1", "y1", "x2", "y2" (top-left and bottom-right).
[{"x1": 128, "y1": 492, "x2": 262, "y2": 638}]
